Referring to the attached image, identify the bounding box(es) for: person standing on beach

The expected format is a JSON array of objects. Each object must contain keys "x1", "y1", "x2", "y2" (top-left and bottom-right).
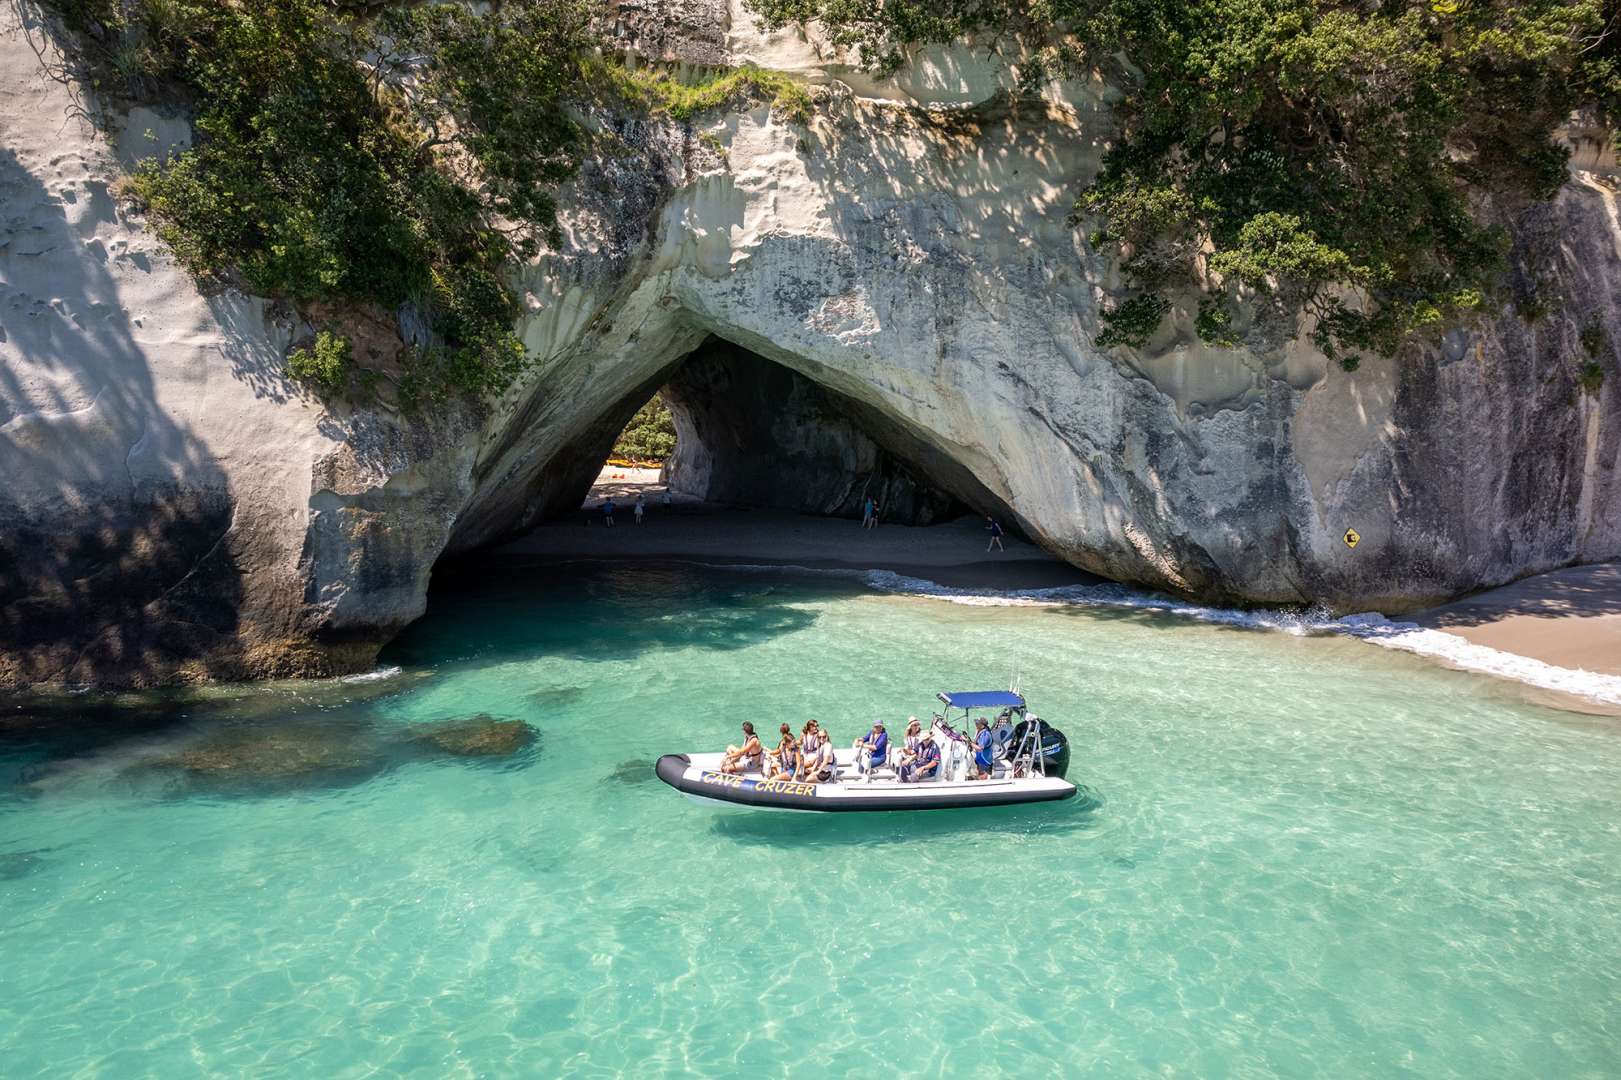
[
  {"x1": 634, "y1": 494, "x2": 646, "y2": 525},
  {"x1": 861, "y1": 495, "x2": 875, "y2": 530},
  {"x1": 603, "y1": 499, "x2": 616, "y2": 527},
  {"x1": 865, "y1": 501, "x2": 881, "y2": 530},
  {"x1": 986, "y1": 516, "x2": 1004, "y2": 552}
]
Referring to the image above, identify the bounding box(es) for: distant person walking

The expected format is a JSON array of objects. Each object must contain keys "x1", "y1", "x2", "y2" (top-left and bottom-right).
[
  {"x1": 634, "y1": 494, "x2": 646, "y2": 525},
  {"x1": 986, "y1": 515, "x2": 1004, "y2": 552},
  {"x1": 661, "y1": 488, "x2": 673, "y2": 508},
  {"x1": 603, "y1": 499, "x2": 616, "y2": 527}
]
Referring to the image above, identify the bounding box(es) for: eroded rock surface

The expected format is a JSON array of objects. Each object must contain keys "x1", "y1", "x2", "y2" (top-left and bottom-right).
[{"x1": 2, "y1": 0, "x2": 1619, "y2": 688}]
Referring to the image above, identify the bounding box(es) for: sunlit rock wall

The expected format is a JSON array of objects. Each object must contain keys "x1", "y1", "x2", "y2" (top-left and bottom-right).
[{"x1": 2, "y1": 0, "x2": 1618, "y2": 687}]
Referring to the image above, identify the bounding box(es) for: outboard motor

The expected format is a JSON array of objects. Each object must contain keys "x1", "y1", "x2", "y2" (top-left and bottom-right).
[{"x1": 1010, "y1": 717, "x2": 1070, "y2": 779}]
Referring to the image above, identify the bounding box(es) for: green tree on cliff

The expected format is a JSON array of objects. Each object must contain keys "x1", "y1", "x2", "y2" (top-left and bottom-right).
[{"x1": 748, "y1": 0, "x2": 1620, "y2": 367}]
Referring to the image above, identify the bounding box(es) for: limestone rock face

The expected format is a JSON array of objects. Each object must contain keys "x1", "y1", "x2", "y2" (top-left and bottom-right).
[{"x1": 2, "y1": 1, "x2": 1619, "y2": 687}]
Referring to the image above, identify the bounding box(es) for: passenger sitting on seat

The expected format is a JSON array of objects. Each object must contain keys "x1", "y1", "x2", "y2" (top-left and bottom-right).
[
  {"x1": 768, "y1": 723, "x2": 797, "y2": 779},
  {"x1": 893, "y1": 717, "x2": 923, "y2": 771},
  {"x1": 853, "y1": 721, "x2": 888, "y2": 774},
  {"x1": 721, "y1": 722, "x2": 762, "y2": 774},
  {"x1": 803, "y1": 730, "x2": 837, "y2": 783},
  {"x1": 793, "y1": 720, "x2": 822, "y2": 780},
  {"x1": 970, "y1": 716, "x2": 994, "y2": 780},
  {"x1": 898, "y1": 736, "x2": 940, "y2": 783}
]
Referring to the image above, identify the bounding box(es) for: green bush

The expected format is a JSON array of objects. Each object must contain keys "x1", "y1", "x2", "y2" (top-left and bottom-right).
[
  {"x1": 1581, "y1": 320, "x2": 1609, "y2": 358},
  {"x1": 601, "y1": 61, "x2": 812, "y2": 125},
  {"x1": 612, "y1": 396, "x2": 679, "y2": 462},
  {"x1": 748, "y1": 0, "x2": 1621, "y2": 362},
  {"x1": 1096, "y1": 293, "x2": 1170, "y2": 349},
  {"x1": 1578, "y1": 361, "x2": 1606, "y2": 396},
  {"x1": 286, "y1": 331, "x2": 353, "y2": 397},
  {"x1": 41, "y1": 0, "x2": 595, "y2": 407}
]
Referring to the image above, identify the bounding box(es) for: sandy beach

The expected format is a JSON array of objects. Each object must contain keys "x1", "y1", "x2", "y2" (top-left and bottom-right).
[
  {"x1": 497, "y1": 468, "x2": 1102, "y2": 591},
  {"x1": 506, "y1": 470, "x2": 1621, "y2": 687},
  {"x1": 1413, "y1": 562, "x2": 1621, "y2": 678}
]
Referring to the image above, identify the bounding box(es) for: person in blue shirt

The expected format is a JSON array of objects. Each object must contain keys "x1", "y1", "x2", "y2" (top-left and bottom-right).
[
  {"x1": 853, "y1": 721, "x2": 888, "y2": 776},
  {"x1": 970, "y1": 716, "x2": 994, "y2": 779}
]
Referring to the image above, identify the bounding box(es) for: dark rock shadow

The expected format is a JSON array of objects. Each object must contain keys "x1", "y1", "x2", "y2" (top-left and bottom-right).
[{"x1": 0, "y1": 136, "x2": 245, "y2": 688}]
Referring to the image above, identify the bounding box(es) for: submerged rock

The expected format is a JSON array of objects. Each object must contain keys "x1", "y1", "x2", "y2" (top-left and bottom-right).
[
  {"x1": 411, "y1": 716, "x2": 536, "y2": 757},
  {"x1": 157, "y1": 722, "x2": 377, "y2": 779}
]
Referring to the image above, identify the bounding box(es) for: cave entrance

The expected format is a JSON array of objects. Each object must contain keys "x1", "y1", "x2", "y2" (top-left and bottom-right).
[{"x1": 581, "y1": 336, "x2": 991, "y2": 527}]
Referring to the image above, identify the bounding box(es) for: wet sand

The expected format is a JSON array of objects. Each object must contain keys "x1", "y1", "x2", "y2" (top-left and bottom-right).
[{"x1": 1414, "y1": 562, "x2": 1621, "y2": 678}]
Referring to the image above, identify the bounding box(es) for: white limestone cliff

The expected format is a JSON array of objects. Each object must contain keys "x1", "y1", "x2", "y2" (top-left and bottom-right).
[{"x1": 2, "y1": 1, "x2": 1618, "y2": 686}]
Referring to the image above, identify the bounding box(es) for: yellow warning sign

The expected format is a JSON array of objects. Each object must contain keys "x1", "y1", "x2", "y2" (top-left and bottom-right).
[{"x1": 1343, "y1": 528, "x2": 1360, "y2": 549}]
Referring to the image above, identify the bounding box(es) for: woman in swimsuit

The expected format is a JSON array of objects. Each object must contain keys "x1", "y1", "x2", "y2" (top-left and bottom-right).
[{"x1": 720, "y1": 722, "x2": 762, "y2": 774}]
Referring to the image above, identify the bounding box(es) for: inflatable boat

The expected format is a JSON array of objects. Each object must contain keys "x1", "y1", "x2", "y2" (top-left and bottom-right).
[{"x1": 655, "y1": 690, "x2": 1076, "y2": 813}]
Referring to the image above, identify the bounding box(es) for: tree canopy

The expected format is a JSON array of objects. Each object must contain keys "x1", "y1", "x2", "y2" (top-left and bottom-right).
[{"x1": 748, "y1": 0, "x2": 1620, "y2": 366}]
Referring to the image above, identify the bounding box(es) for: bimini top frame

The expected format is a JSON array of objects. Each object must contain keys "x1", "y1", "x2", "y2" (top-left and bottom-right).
[{"x1": 936, "y1": 691, "x2": 1025, "y2": 711}]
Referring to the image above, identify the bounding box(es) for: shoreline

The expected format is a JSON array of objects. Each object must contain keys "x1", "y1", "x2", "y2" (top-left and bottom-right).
[
  {"x1": 492, "y1": 469, "x2": 1621, "y2": 709},
  {"x1": 1409, "y1": 562, "x2": 1621, "y2": 679}
]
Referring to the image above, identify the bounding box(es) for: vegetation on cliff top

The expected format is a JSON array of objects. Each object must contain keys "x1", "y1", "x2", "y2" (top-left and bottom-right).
[
  {"x1": 36, "y1": 0, "x2": 807, "y2": 408},
  {"x1": 749, "y1": 0, "x2": 1620, "y2": 368},
  {"x1": 38, "y1": 0, "x2": 600, "y2": 408}
]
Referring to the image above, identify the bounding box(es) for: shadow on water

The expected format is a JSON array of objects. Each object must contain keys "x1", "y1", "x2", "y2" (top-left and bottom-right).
[
  {"x1": 705, "y1": 785, "x2": 1104, "y2": 848},
  {"x1": 605, "y1": 758, "x2": 659, "y2": 785},
  {"x1": 384, "y1": 560, "x2": 858, "y2": 670}
]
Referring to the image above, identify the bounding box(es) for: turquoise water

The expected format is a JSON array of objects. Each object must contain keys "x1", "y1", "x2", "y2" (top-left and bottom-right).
[{"x1": 4, "y1": 560, "x2": 1621, "y2": 1077}]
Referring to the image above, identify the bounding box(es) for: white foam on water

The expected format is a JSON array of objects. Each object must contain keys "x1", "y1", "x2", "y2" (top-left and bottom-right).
[
  {"x1": 340, "y1": 665, "x2": 403, "y2": 684},
  {"x1": 707, "y1": 561, "x2": 1621, "y2": 707}
]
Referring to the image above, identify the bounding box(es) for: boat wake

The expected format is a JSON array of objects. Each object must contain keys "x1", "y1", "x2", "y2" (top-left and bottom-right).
[{"x1": 715, "y1": 562, "x2": 1621, "y2": 707}]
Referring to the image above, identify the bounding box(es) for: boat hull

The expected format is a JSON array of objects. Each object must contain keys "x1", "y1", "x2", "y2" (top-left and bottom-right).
[{"x1": 655, "y1": 753, "x2": 1077, "y2": 813}]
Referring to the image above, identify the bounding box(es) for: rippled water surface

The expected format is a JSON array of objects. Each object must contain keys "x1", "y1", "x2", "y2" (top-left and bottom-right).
[{"x1": 4, "y1": 561, "x2": 1621, "y2": 1077}]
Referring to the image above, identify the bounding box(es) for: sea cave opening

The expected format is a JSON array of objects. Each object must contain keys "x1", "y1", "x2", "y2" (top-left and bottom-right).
[
  {"x1": 578, "y1": 335, "x2": 1001, "y2": 528},
  {"x1": 433, "y1": 335, "x2": 1099, "y2": 596}
]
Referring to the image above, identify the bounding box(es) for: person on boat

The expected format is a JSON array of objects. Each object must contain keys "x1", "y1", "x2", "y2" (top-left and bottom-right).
[
  {"x1": 793, "y1": 720, "x2": 822, "y2": 780},
  {"x1": 970, "y1": 716, "x2": 994, "y2": 780},
  {"x1": 803, "y1": 729, "x2": 838, "y2": 784},
  {"x1": 898, "y1": 735, "x2": 939, "y2": 783},
  {"x1": 768, "y1": 723, "x2": 798, "y2": 779},
  {"x1": 721, "y1": 722, "x2": 762, "y2": 774},
  {"x1": 853, "y1": 721, "x2": 888, "y2": 775},
  {"x1": 893, "y1": 717, "x2": 922, "y2": 772}
]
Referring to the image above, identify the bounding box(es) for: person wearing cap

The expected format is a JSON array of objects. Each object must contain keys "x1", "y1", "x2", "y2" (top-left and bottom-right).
[
  {"x1": 853, "y1": 720, "x2": 888, "y2": 777},
  {"x1": 970, "y1": 716, "x2": 994, "y2": 779}
]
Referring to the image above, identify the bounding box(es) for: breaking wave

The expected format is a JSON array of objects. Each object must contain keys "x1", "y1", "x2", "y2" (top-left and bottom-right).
[{"x1": 714, "y1": 561, "x2": 1621, "y2": 707}]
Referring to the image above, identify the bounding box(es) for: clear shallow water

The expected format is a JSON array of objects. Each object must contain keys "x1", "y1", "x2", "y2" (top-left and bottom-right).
[{"x1": 3, "y1": 560, "x2": 1621, "y2": 1078}]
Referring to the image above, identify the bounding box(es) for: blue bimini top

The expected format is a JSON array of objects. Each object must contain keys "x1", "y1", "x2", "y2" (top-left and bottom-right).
[{"x1": 938, "y1": 691, "x2": 1025, "y2": 710}]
